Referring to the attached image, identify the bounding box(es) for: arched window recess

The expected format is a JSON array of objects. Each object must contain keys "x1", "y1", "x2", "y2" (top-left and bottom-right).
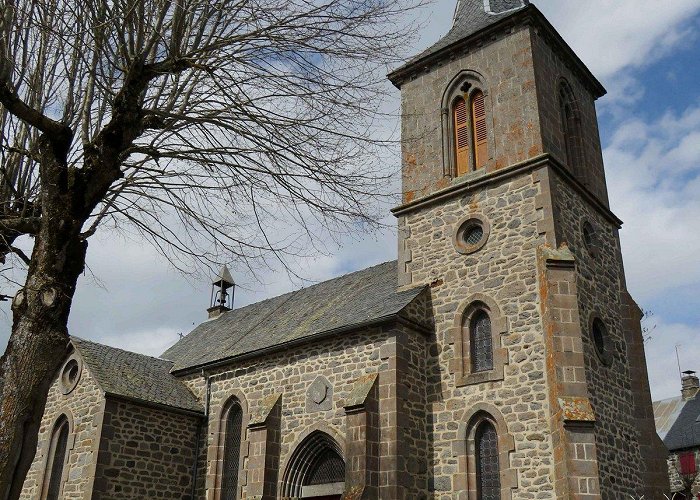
[
  {"x1": 221, "y1": 399, "x2": 244, "y2": 500},
  {"x1": 442, "y1": 73, "x2": 491, "y2": 178},
  {"x1": 41, "y1": 415, "x2": 71, "y2": 500},
  {"x1": 558, "y1": 79, "x2": 586, "y2": 181}
]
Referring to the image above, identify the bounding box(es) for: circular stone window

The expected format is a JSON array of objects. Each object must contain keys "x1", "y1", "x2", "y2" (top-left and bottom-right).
[
  {"x1": 59, "y1": 357, "x2": 82, "y2": 395},
  {"x1": 590, "y1": 318, "x2": 611, "y2": 366},
  {"x1": 453, "y1": 215, "x2": 490, "y2": 255}
]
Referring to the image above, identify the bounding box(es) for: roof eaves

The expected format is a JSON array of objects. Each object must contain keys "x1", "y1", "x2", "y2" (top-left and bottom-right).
[{"x1": 105, "y1": 392, "x2": 204, "y2": 417}]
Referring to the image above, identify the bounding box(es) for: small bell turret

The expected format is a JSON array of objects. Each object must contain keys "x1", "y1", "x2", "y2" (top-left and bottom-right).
[{"x1": 207, "y1": 265, "x2": 235, "y2": 319}]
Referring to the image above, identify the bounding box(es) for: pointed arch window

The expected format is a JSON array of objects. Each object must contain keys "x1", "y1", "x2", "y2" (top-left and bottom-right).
[
  {"x1": 451, "y1": 86, "x2": 489, "y2": 177},
  {"x1": 470, "y1": 310, "x2": 493, "y2": 373},
  {"x1": 282, "y1": 431, "x2": 345, "y2": 498},
  {"x1": 476, "y1": 421, "x2": 501, "y2": 500},
  {"x1": 558, "y1": 80, "x2": 585, "y2": 174},
  {"x1": 43, "y1": 416, "x2": 70, "y2": 500},
  {"x1": 221, "y1": 400, "x2": 244, "y2": 500}
]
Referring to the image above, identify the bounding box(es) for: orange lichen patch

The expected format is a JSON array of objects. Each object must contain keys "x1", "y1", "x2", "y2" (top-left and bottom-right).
[
  {"x1": 522, "y1": 79, "x2": 536, "y2": 93},
  {"x1": 558, "y1": 397, "x2": 596, "y2": 422},
  {"x1": 341, "y1": 485, "x2": 365, "y2": 500},
  {"x1": 529, "y1": 145, "x2": 542, "y2": 157},
  {"x1": 509, "y1": 123, "x2": 524, "y2": 142},
  {"x1": 404, "y1": 190, "x2": 416, "y2": 203},
  {"x1": 436, "y1": 177, "x2": 450, "y2": 190}
]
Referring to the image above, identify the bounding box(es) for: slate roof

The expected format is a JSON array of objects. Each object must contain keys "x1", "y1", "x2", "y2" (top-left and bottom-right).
[
  {"x1": 162, "y1": 261, "x2": 426, "y2": 372},
  {"x1": 72, "y1": 337, "x2": 203, "y2": 414},
  {"x1": 389, "y1": 0, "x2": 530, "y2": 78},
  {"x1": 653, "y1": 393, "x2": 700, "y2": 451}
]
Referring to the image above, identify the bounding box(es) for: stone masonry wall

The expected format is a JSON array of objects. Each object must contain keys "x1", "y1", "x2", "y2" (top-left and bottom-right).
[
  {"x1": 551, "y1": 172, "x2": 647, "y2": 497},
  {"x1": 92, "y1": 399, "x2": 201, "y2": 499},
  {"x1": 530, "y1": 26, "x2": 609, "y2": 206},
  {"x1": 398, "y1": 169, "x2": 557, "y2": 498},
  {"x1": 189, "y1": 325, "x2": 429, "y2": 499},
  {"x1": 399, "y1": 24, "x2": 543, "y2": 203},
  {"x1": 20, "y1": 353, "x2": 104, "y2": 499}
]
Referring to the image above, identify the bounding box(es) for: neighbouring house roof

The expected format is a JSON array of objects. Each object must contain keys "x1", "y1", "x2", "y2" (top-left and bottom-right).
[
  {"x1": 162, "y1": 261, "x2": 427, "y2": 372},
  {"x1": 71, "y1": 337, "x2": 203, "y2": 414},
  {"x1": 653, "y1": 394, "x2": 700, "y2": 451}
]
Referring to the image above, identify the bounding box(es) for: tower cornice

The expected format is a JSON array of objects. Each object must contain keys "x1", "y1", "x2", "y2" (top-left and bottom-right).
[{"x1": 391, "y1": 153, "x2": 622, "y2": 228}]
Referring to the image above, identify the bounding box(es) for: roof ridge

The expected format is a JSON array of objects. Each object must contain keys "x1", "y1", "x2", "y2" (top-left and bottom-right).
[
  {"x1": 213, "y1": 260, "x2": 398, "y2": 319},
  {"x1": 72, "y1": 336, "x2": 173, "y2": 365}
]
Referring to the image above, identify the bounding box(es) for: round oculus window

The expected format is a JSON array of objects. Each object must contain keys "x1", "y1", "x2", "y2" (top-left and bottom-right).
[
  {"x1": 59, "y1": 357, "x2": 81, "y2": 394},
  {"x1": 463, "y1": 225, "x2": 484, "y2": 246},
  {"x1": 453, "y1": 216, "x2": 490, "y2": 255}
]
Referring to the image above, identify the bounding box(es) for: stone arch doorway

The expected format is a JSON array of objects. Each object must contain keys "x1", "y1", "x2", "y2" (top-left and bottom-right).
[{"x1": 282, "y1": 431, "x2": 345, "y2": 499}]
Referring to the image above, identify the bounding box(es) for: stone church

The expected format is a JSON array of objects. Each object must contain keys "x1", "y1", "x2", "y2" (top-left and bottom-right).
[{"x1": 20, "y1": 1, "x2": 670, "y2": 498}]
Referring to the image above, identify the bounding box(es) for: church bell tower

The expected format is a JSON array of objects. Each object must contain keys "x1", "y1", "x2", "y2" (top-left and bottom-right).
[{"x1": 389, "y1": 1, "x2": 668, "y2": 498}]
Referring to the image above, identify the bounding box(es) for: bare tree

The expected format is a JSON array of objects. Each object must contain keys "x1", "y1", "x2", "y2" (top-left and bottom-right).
[{"x1": 0, "y1": 0, "x2": 422, "y2": 496}]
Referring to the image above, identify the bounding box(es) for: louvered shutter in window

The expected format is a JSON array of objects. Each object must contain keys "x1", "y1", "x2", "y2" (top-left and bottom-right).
[
  {"x1": 454, "y1": 97, "x2": 470, "y2": 176},
  {"x1": 472, "y1": 91, "x2": 487, "y2": 169}
]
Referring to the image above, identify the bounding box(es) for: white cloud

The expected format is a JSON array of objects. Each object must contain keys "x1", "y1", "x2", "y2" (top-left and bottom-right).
[
  {"x1": 605, "y1": 103, "x2": 700, "y2": 302},
  {"x1": 534, "y1": 0, "x2": 700, "y2": 79},
  {"x1": 645, "y1": 317, "x2": 700, "y2": 401}
]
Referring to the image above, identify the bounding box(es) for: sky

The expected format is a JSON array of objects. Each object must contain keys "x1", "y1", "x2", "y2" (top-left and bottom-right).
[{"x1": 1, "y1": 0, "x2": 699, "y2": 402}]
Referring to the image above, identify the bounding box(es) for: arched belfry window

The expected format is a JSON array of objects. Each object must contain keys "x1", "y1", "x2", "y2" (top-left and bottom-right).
[
  {"x1": 283, "y1": 431, "x2": 345, "y2": 498},
  {"x1": 452, "y1": 88, "x2": 488, "y2": 176},
  {"x1": 221, "y1": 400, "x2": 244, "y2": 500},
  {"x1": 470, "y1": 310, "x2": 493, "y2": 373},
  {"x1": 444, "y1": 74, "x2": 490, "y2": 178},
  {"x1": 42, "y1": 416, "x2": 70, "y2": 500},
  {"x1": 558, "y1": 80, "x2": 585, "y2": 175},
  {"x1": 476, "y1": 421, "x2": 501, "y2": 500}
]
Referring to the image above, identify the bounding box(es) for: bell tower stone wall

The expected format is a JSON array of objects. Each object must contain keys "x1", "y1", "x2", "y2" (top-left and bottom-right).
[{"x1": 393, "y1": 5, "x2": 668, "y2": 498}]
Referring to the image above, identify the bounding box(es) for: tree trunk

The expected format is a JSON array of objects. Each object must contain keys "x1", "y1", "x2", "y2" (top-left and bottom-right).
[{"x1": 0, "y1": 223, "x2": 87, "y2": 500}]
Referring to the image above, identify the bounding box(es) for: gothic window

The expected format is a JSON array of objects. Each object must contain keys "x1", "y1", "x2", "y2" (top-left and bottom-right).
[
  {"x1": 451, "y1": 86, "x2": 489, "y2": 177},
  {"x1": 470, "y1": 310, "x2": 493, "y2": 373},
  {"x1": 282, "y1": 431, "x2": 345, "y2": 498},
  {"x1": 476, "y1": 421, "x2": 501, "y2": 500},
  {"x1": 43, "y1": 416, "x2": 70, "y2": 500},
  {"x1": 221, "y1": 400, "x2": 244, "y2": 500},
  {"x1": 558, "y1": 80, "x2": 585, "y2": 175}
]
